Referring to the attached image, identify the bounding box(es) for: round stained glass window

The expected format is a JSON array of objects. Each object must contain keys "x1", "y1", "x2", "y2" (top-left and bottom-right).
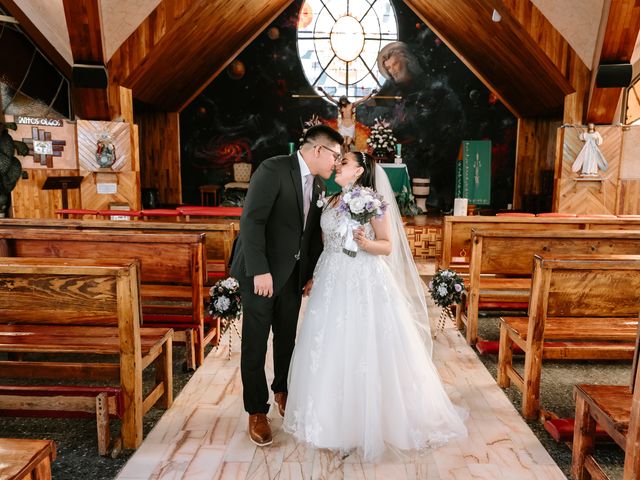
[{"x1": 297, "y1": 0, "x2": 398, "y2": 103}]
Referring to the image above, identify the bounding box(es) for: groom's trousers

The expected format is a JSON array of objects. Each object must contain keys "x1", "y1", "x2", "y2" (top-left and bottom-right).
[{"x1": 239, "y1": 262, "x2": 302, "y2": 414}]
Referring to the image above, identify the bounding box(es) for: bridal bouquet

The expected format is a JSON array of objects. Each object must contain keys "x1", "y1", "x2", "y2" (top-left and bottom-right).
[
  {"x1": 208, "y1": 277, "x2": 242, "y2": 359},
  {"x1": 428, "y1": 269, "x2": 465, "y2": 336},
  {"x1": 338, "y1": 185, "x2": 387, "y2": 257}
]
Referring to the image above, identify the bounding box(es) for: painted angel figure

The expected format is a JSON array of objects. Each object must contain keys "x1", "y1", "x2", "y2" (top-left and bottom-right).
[{"x1": 571, "y1": 123, "x2": 608, "y2": 176}]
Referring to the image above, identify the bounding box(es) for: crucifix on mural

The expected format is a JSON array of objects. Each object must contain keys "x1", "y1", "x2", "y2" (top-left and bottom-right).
[{"x1": 22, "y1": 127, "x2": 66, "y2": 168}]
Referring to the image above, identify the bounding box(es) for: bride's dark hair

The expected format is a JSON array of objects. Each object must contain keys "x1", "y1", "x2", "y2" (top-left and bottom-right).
[{"x1": 353, "y1": 151, "x2": 377, "y2": 189}]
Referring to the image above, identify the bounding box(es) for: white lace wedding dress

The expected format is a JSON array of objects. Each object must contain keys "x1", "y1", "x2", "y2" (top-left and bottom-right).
[{"x1": 283, "y1": 206, "x2": 467, "y2": 461}]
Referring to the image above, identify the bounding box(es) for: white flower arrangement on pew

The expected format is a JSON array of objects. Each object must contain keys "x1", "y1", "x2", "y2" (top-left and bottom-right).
[
  {"x1": 428, "y1": 269, "x2": 465, "y2": 336},
  {"x1": 337, "y1": 185, "x2": 387, "y2": 257},
  {"x1": 208, "y1": 277, "x2": 242, "y2": 359}
]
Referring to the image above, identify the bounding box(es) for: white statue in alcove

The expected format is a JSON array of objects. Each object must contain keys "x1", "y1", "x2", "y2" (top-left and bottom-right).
[{"x1": 571, "y1": 123, "x2": 608, "y2": 176}]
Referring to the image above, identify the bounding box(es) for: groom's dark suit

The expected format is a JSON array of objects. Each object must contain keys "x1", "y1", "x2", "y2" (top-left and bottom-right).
[{"x1": 230, "y1": 153, "x2": 325, "y2": 414}]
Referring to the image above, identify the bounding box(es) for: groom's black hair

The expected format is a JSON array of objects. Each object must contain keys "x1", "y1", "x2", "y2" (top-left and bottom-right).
[
  {"x1": 354, "y1": 151, "x2": 376, "y2": 190},
  {"x1": 302, "y1": 124, "x2": 344, "y2": 147}
]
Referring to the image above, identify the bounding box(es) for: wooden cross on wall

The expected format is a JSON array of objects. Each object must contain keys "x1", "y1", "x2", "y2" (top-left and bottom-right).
[{"x1": 22, "y1": 127, "x2": 66, "y2": 168}]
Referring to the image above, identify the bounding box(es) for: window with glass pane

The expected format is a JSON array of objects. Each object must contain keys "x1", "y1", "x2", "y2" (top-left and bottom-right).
[{"x1": 297, "y1": 0, "x2": 398, "y2": 103}]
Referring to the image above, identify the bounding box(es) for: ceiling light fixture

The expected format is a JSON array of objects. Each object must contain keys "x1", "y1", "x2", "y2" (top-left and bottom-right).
[{"x1": 492, "y1": 9, "x2": 502, "y2": 22}]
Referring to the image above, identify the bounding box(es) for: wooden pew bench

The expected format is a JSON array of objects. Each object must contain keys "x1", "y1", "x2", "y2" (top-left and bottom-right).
[
  {"x1": 497, "y1": 255, "x2": 640, "y2": 419},
  {"x1": 0, "y1": 258, "x2": 173, "y2": 452},
  {"x1": 440, "y1": 215, "x2": 640, "y2": 272},
  {"x1": 0, "y1": 227, "x2": 212, "y2": 369},
  {"x1": 0, "y1": 217, "x2": 239, "y2": 284},
  {"x1": 571, "y1": 325, "x2": 640, "y2": 480},
  {"x1": 0, "y1": 438, "x2": 56, "y2": 480},
  {"x1": 462, "y1": 229, "x2": 640, "y2": 345}
]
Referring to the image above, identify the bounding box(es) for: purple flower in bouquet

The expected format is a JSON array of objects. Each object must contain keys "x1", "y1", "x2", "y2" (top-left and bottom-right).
[{"x1": 338, "y1": 185, "x2": 387, "y2": 257}]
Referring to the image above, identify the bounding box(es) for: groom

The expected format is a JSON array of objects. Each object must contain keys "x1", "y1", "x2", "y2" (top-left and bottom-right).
[{"x1": 230, "y1": 124, "x2": 343, "y2": 446}]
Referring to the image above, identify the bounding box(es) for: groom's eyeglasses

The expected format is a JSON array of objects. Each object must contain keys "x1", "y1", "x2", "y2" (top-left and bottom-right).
[{"x1": 316, "y1": 144, "x2": 343, "y2": 163}]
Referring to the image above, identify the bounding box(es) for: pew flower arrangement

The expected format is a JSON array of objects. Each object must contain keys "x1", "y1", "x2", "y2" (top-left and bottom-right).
[
  {"x1": 208, "y1": 277, "x2": 242, "y2": 359},
  {"x1": 428, "y1": 269, "x2": 465, "y2": 336}
]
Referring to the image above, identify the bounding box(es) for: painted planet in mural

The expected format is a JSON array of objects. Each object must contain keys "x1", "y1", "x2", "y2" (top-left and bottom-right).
[
  {"x1": 267, "y1": 27, "x2": 280, "y2": 40},
  {"x1": 227, "y1": 60, "x2": 246, "y2": 80}
]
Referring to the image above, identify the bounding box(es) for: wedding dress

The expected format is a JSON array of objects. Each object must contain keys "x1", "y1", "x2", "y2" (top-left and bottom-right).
[{"x1": 283, "y1": 169, "x2": 467, "y2": 460}]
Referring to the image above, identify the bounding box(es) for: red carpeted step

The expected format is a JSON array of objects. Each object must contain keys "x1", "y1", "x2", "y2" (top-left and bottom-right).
[{"x1": 544, "y1": 418, "x2": 611, "y2": 443}]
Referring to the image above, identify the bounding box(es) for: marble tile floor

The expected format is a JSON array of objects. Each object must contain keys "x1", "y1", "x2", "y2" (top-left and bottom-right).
[{"x1": 116, "y1": 261, "x2": 566, "y2": 480}]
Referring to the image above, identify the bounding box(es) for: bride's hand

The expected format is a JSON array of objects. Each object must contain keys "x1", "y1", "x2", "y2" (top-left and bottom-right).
[
  {"x1": 302, "y1": 279, "x2": 313, "y2": 297},
  {"x1": 354, "y1": 227, "x2": 367, "y2": 250}
]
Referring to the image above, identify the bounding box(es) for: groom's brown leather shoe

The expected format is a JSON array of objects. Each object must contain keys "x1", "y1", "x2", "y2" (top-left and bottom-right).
[
  {"x1": 274, "y1": 392, "x2": 287, "y2": 417},
  {"x1": 248, "y1": 413, "x2": 272, "y2": 446}
]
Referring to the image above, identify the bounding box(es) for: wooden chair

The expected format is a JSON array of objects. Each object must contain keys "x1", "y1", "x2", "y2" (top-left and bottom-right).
[
  {"x1": 571, "y1": 322, "x2": 640, "y2": 479},
  {"x1": 224, "y1": 162, "x2": 252, "y2": 192},
  {"x1": 497, "y1": 254, "x2": 640, "y2": 419},
  {"x1": 0, "y1": 438, "x2": 56, "y2": 479}
]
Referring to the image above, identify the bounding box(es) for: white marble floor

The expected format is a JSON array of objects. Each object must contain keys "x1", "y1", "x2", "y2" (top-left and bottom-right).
[{"x1": 116, "y1": 263, "x2": 566, "y2": 480}]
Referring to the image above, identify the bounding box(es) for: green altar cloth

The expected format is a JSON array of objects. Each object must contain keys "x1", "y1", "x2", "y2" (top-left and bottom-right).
[{"x1": 325, "y1": 164, "x2": 411, "y2": 196}]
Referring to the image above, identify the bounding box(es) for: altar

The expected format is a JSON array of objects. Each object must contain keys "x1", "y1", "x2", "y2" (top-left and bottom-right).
[{"x1": 325, "y1": 163, "x2": 411, "y2": 196}]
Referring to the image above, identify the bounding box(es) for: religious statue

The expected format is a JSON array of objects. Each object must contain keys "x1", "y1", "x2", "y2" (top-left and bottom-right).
[
  {"x1": 571, "y1": 123, "x2": 608, "y2": 176},
  {"x1": 96, "y1": 131, "x2": 116, "y2": 169},
  {"x1": 317, "y1": 87, "x2": 377, "y2": 151}
]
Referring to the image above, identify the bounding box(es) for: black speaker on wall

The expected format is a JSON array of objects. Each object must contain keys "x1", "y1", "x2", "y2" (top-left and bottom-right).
[
  {"x1": 595, "y1": 63, "x2": 632, "y2": 88},
  {"x1": 71, "y1": 64, "x2": 108, "y2": 89}
]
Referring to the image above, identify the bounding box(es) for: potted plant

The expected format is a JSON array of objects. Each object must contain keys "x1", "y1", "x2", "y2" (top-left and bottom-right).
[{"x1": 0, "y1": 120, "x2": 27, "y2": 217}]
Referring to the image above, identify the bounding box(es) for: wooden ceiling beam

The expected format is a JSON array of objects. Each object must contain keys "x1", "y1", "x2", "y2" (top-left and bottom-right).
[
  {"x1": 109, "y1": 0, "x2": 293, "y2": 112},
  {"x1": 0, "y1": 0, "x2": 72, "y2": 77},
  {"x1": 587, "y1": 0, "x2": 640, "y2": 124},
  {"x1": 62, "y1": 0, "x2": 110, "y2": 120},
  {"x1": 404, "y1": 0, "x2": 575, "y2": 118}
]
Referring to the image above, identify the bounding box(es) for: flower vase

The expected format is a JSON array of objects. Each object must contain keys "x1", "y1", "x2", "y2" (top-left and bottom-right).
[{"x1": 373, "y1": 148, "x2": 390, "y2": 163}]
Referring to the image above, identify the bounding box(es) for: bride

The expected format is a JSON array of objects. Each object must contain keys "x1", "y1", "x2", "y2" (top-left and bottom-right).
[{"x1": 283, "y1": 151, "x2": 467, "y2": 460}]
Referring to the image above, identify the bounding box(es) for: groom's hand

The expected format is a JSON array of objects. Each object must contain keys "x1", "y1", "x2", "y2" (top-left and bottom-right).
[
  {"x1": 254, "y1": 273, "x2": 273, "y2": 297},
  {"x1": 302, "y1": 279, "x2": 313, "y2": 297}
]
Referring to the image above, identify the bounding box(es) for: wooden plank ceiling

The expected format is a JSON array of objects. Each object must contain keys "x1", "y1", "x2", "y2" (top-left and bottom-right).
[
  {"x1": 403, "y1": 0, "x2": 576, "y2": 118},
  {"x1": 108, "y1": 0, "x2": 294, "y2": 112},
  {"x1": 587, "y1": 0, "x2": 640, "y2": 124}
]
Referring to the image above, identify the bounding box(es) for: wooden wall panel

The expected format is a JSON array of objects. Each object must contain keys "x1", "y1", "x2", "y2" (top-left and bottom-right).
[
  {"x1": 80, "y1": 171, "x2": 141, "y2": 211},
  {"x1": 618, "y1": 180, "x2": 640, "y2": 214},
  {"x1": 135, "y1": 110, "x2": 181, "y2": 205},
  {"x1": 10, "y1": 169, "x2": 82, "y2": 218},
  {"x1": 513, "y1": 117, "x2": 560, "y2": 209}
]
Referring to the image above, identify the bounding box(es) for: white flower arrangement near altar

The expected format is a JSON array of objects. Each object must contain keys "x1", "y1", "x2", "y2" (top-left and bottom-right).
[
  {"x1": 366, "y1": 118, "x2": 397, "y2": 155},
  {"x1": 428, "y1": 269, "x2": 465, "y2": 336},
  {"x1": 299, "y1": 114, "x2": 322, "y2": 144},
  {"x1": 337, "y1": 185, "x2": 387, "y2": 257},
  {"x1": 208, "y1": 277, "x2": 242, "y2": 359}
]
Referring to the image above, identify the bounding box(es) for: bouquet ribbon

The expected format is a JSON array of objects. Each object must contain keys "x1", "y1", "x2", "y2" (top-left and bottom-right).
[{"x1": 338, "y1": 217, "x2": 362, "y2": 257}]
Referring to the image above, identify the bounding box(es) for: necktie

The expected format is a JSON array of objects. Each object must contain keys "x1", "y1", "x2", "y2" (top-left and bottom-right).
[{"x1": 303, "y1": 173, "x2": 314, "y2": 226}]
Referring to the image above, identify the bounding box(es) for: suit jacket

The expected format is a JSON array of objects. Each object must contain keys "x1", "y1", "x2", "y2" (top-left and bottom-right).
[{"x1": 230, "y1": 154, "x2": 325, "y2": 293}]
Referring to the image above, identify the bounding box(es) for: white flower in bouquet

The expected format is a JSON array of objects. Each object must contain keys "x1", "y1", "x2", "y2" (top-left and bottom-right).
[
  {"x1": 214, "y1": 295, "x2": 231, "y2": 313},
  {"x1": 337, "y1": 185, "x2": 388, "y2": 257}
]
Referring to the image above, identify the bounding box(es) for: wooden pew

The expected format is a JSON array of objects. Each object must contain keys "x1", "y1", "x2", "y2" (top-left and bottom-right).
[
  {"x1": 0, "y1": 227, "x2": 211, "y2": 369},
  {"x1": 0, "y1": 438, "x2": 56, "y2": 479},
  {"x1": 441, "y1": 215, "x2": 640, "y2": 272},
  {"x1": 496, "y1": 254, "x2": 640, "y2": 419},
  {"x1": 0, "y1": 258, "x2": 173, "y2": 451},
  {"x1": 572, "y1": 322, "x2": 640, "y2": 480},
  {"x1": 0, "y1": 217, "x2": 238, "y2": 283},
  {"x1": 463, "y1": 229, "x2": 640, "y2": 345}
]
